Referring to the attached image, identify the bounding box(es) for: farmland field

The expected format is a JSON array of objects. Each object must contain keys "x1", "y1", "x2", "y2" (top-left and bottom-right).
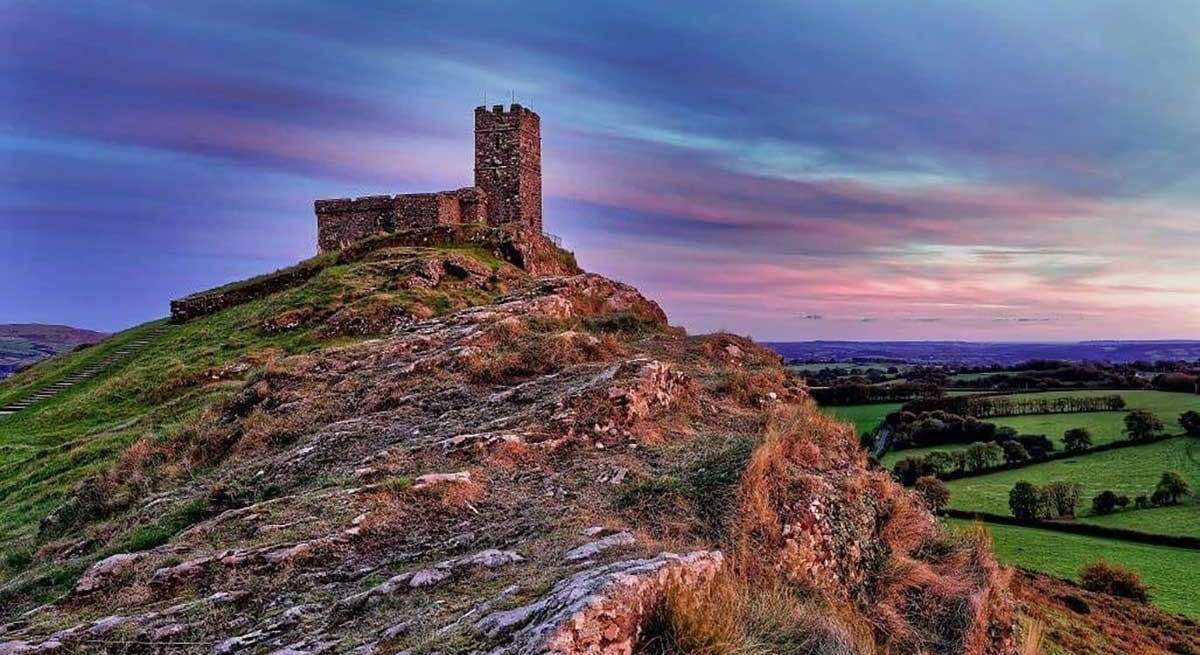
[
  {"x1": 992, "y1": 389, "x2": 1200, "y2": 444},
  {"x1": 824, "y1": 390, "x2": 989, "y2": 441},
  {"x1": 873, "y1": 389, "x2": 1200, "y2": 466},
  {"x1": 946, "y1": 518, "x2": 1200, "y2": 618},
  {"x1": 945, "y1": 437, "x2": 1200, "y2": 536},
  {"x1": 825, "y1": 402, "x2": 902, "y2": 436},
  {"x1": 997, "y1": 389, "x2": 1200, "y2": 416},
  {"x1": 845, "y1": 387, "x2": 1200, "y2": 619}
]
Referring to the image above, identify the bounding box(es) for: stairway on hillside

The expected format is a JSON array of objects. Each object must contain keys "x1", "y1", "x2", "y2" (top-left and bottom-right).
[{"x1": 0, "y1": 323, "x2": 172, "y2": 417}]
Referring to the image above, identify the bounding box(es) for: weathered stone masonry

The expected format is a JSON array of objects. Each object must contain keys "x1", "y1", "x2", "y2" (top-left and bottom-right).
[
  {"x1": 474, "y1": 103, "x2": 542, "y2": 232},
  {"x1": 315, "y1": 104, "x2": 542, "y2": 254},
  {"x1": 314, "y1": 188, "x2": 486, "y2": 254}
]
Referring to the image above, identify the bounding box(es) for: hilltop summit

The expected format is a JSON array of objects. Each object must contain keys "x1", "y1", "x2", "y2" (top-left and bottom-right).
[{"x1": 0, "y1": 239, "x2": 1023, "y2": 654}]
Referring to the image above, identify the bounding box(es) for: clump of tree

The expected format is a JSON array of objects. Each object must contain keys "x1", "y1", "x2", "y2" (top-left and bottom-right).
[
  {"x1": 1152, "y1": 471, "x2": 1191, "y2": 506},
  {"x1": 1151, "y1": 372, "x2": 1199, "y2": 394},
  {"x1": 890, "y1": 432, "x2": 1059, "y2": 482},
  {"x1": 1062, "y1": 427, "x2": 1093, "y2": 452},
  {"x1": 962, "y1": 393, "x2": 1126, "y2": 418},
  {"x1": 1011, "y1": 433, "x2": 1055, "y2": 459},
  {"x1": 1001, "y1": 440, "x2": 1029, "y2": 464},
  {"x1": 1008, "y1": 482, "x2": 1041, "y2": 519},
  {"x1": 1123, "y1": 409, "x2": 1165, "y2": 442},
  {"x1": 1090, "y1": 490, "x2": 1130, "y2": 515},
  {"x1": 914, "y1": 475, "x2": 950, "y2": 513},
  {"x1": 1091, "y1": 471, "x2": 1190, "y2": 515},
  {"x1": 1079, "y1": 561, "x2": 1149, "y2": 602},
  {"x1": 891, "y1": 456, "x2": 935, "y2": 486},
  {"x1": 1008, "y1": 480, "x2": 1081, "y2": 520},
  {"x1": 1180, "y1": 410, "x2": 1200, "y2": 436},
  {"x1": 883, "y1": 410, "x2": 999, "y2": 450}
]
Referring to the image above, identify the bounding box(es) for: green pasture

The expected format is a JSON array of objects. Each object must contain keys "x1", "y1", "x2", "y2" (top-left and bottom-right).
[
  {"x1": 947, "y1": 518, "x2": 1200, "y2": 618},
  {"x1": 945, "y1": 437, "x2": 1200, "y2": 536}
]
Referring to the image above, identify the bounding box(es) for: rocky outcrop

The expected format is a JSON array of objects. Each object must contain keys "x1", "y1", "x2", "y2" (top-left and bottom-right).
[{"x1": 477, "y1": 551, "x2": 723, "y2": 655}]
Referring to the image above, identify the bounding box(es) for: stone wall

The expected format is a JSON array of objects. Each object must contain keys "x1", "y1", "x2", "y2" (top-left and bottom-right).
[{"x1": 315, "y1": 188, "x2": 488, "y2": 254}]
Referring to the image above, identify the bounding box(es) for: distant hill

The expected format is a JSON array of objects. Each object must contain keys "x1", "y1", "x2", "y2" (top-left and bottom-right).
[
  {"x1": 766, "y1": 340, "x2": 1200, "y2": 366},
  {"x1": 0, "y1": 324, "x2": 107, "y2": 379}
]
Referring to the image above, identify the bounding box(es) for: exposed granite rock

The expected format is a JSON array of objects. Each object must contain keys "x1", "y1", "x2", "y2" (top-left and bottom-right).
[{"x1": 476, "y1": 551, "x2": 722, "y2": 655}]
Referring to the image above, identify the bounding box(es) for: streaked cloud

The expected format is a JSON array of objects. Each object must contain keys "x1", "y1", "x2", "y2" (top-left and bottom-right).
[{"x1": 1, "y1": 1, "x2": 1198, "y2": 338}]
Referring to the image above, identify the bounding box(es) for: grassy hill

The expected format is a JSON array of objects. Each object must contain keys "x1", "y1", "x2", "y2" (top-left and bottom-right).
[
  {"x1": 1, "y1": 244, "x2": 1192, "y2": 651},
  {"x1": 0, "y1": 238, "x2": 1040, "y2": 655},
  {"x1": 0, "y1": 245, "x2": 512, "y2": 552},
  {"x1": 0, "y1": 324, "x2": 106, "y2": 379}
]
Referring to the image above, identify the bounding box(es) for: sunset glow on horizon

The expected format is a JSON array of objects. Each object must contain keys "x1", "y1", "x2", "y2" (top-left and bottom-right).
[{"x1": 3, "y1": 2, "x2": 1198, "y2": 339}]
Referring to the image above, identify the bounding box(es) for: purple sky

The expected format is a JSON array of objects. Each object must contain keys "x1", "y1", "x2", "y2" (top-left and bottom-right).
[{"x1": 3, "y1": 2, "x2": 1199, "y2": 340}]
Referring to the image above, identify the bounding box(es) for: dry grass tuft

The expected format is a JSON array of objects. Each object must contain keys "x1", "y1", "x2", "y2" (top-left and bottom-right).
[
  {"x1": 1079, "y1": 560, "x2": 1149, "y2": 602},
  {"x1": 714, "y1": 369, "x2": 788, "y2": 407},
  {"x1": 670, "y1": 401, "x2": 1015, "y2": 655},
  {"x1": 461, "y1": 322, "x2": 625, "y2": 384},
  {"x1": 734, "y1": 401, "x2": 860, "y2": 556},
  {"x1": 644, "y1": 560, "x2": 874, "y2": 655},
  {"x1": 1018, "y1": 617, "x2": 1045, "y2": 655}
]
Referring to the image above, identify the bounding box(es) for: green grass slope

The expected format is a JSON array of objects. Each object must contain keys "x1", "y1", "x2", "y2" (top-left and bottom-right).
[
  {"x1": 0, "y1": 245, "x2": 512, "y2": 553},
  {"x1": 948, "y1": 518, "x2": 1200, "y2": 618}
]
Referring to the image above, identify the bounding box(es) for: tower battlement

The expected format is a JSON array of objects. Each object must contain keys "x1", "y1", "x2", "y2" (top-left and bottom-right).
[{"x1": 314, "y1": 104, "x2": 543, "y2": 253}]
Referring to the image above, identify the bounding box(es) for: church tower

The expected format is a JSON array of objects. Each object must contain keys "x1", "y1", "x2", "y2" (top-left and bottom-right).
[{"x1": 474, "y1": 104, "x2": 542, "y2": 232}]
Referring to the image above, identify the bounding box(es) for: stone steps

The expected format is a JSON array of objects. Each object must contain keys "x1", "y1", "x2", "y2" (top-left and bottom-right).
[{"x1": 0, "y1": 324, "x2": 173, "y2": 417}]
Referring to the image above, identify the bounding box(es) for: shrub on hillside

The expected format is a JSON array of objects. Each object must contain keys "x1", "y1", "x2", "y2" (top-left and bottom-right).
[
  {"x1": 1009, "y1": 481, "x2": 1041, "y2": 520},
  {"x1": 1124, "y1": 409, "x2": 1164, "y2": 442},
  {"x1": 1091, "y1": 490, "x2": 1120, "y2": 515},
  {"x1": 1063, "y1": 427, "x2": 1093, "y2": 452},
  {"x1": 1008, "y1": 480, "x2": 1081, "y2": 519},
  {"x1": 1079, "y1": 561, "x2": 1149, "y2": 602},
  {"x1": 1180, "y1": 410, "x2": 1200, "y2": 436},
  {"x1": 883, "y1": 410, "x2": 998, "y2": 450},
  {"x1": 914, "y1": 475, "x2": 950, "y2": 513},
  {"x1": 1002, "y1": 440, "x2": 1030, "y2": 464},
  {"x1": 922, "y1": 450, "x2": 955, "y2": 474},
  {"x1": 891, "y1": 456, "x2": 935, "y2": 486},
  {"x1": 965, "y1": 441, "x2": 1003, "y2": 472},
  {"x1": 1015, "y1": 433, "x2": 1055, "y2": 459},
  {"x1": 1154, "y1": 471, "x2": 1191, "y2": 505},
  {"x1": 1043, "y1": 481, "x2": 1082, "y2": 518}
]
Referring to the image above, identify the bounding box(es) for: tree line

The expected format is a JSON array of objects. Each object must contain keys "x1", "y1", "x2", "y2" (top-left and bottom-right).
[
  {"x1": 901, "y1": 393, "x2": 1125, "y2": 418},
  {"x1": 809, "y1": 382, "x2": 942, "y2": 406}
]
